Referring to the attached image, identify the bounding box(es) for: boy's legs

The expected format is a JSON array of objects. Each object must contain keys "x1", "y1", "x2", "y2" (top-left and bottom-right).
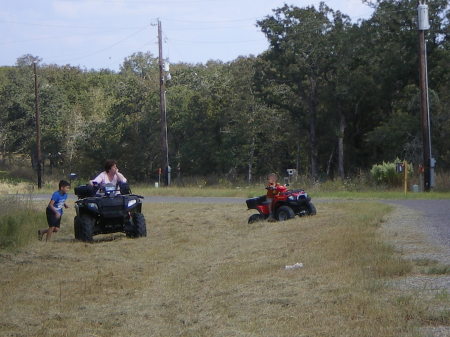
[
  {"x1": 45, "y1": 227, "x2": 59, "y2": 241},
  {"x1": 40, "y1": 207, "x2": 61, "y2": 241}
]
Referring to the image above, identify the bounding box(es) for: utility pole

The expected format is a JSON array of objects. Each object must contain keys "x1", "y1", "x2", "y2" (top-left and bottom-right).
[
  {"x1": 418, "y1": 1, "x2": 432, "y2": 191},
  {"x1": 33, "y1": 62, "x2": 42, "y2": 189},
  {"x1": 158, "y1": 19, "x2": 170, "y2": 185}
]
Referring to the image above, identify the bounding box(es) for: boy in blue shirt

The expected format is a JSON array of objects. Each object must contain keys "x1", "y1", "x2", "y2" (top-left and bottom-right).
[{"x1": 38, "y1": 180, "x2": 70, "y2": 241}]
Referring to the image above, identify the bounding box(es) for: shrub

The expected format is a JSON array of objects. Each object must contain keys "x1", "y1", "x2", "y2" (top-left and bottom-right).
[{"x1": 370, "y1": 159, "x2": 413, "y2": 187}]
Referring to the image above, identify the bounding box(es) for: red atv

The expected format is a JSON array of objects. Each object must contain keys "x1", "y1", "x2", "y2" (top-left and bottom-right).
[{"x1": 246, "y1": 185, "x2": 316, "y2": 223}]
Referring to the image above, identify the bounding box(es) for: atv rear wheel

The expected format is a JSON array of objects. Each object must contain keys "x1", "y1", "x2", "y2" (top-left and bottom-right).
[
  {"x1": 248, "y1": 213, "x2": 265, "y2": 224},
  {"x1": 276, "y1": 206, "x2": 295, "y2": 221},
  {"x1": 74, "y1": 215, "x2": 95, "y2": 242}
]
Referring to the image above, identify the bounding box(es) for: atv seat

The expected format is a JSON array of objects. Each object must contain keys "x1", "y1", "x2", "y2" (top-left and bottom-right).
[
  {"x1": 246, "y1": 195, "x2": 267, "y2": 209},
  {"x1": 74, "y1": 184, "x2": 96, "y2": 199}
]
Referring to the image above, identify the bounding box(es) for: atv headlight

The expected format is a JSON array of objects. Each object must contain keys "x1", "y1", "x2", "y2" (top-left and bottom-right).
[
  {"x1": 127, "y1": 200, "x2": 137, "y2": 208},
  {"x1": 87, "y1": 202, "x2": 98, "y2": 210},
  {"x1": 297, "y1": 193, "x2": 307, "y2": 200},
  {"x1": 288, "y1": 196, "x2": 295, "y2": 201}
]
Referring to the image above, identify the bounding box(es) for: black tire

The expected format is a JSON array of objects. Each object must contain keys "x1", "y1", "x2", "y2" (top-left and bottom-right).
[
  {"x1": 306, "y1": 202, "x2": 317, "y2": 215},
  {"x1": 276, "y1": 206, "x2": 295, "y2": 221},
  {"x1": 75, "y1": 215, "x2": 94, "y2": 242},
  {"x1": 74, "y1": 216, "x2": 80, "y2": 239},
  {"x1": 126, "y1": 213, "x2": 147, "y2": 238},
  {"x1": 248, "y1": 214, "x2": 265, "y2": 224},
  {"x1": 132, "y1": 213, "x2": 147, "y2": 237}
]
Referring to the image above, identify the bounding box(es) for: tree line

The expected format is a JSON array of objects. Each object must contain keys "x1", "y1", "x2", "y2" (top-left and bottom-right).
[{"x1": 0, "y1": 0, "x2": 449, "y2": 183}]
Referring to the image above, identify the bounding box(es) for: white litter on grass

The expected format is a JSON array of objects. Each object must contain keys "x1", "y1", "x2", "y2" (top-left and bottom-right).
[{"x1": 284, "y1": 262, "x2": 304, "y2": 270}]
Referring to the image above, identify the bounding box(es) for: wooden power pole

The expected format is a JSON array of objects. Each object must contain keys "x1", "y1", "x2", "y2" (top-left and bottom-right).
[
  {"x1": 158, "y1": 19, "x2": 170, "y2": 185},
  {"x1": 418, "y1": 1, "x2": 432, "y2": 191},
  {"x1": 33, "y1": 62, "x2": 42, "y2": 189}
]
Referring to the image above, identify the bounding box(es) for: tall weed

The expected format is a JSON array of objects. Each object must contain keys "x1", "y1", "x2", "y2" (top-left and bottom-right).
[
  {"x1": 0, "y1": 196, "x2": 47, "y2": 250},
  {"x1": 435, "y1": 171, "x2": 450, "y2": 191}
]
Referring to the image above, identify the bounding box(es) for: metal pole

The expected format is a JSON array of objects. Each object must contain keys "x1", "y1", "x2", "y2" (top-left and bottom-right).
[
  {"x1": 33, "y1": 62, "x2": 42, "y2": 189},
  {"x1": 158, "y1": 19, "x2": 169, "y2": 186},
  {"x1": 404, "y1": 160, "x2": 408, "y2": 196}
]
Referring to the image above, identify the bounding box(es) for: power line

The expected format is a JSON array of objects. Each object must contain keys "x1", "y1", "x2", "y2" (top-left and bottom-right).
[
  {"x1": 0, "y1": 19, "x2": 146, "y2": 30},
  {"x1": 52, "y1": 25, "x2": 151, "y2": 63},
  {"x1": 162, "y1": 17, "x2": 262, "y2": 24},
  {"x1": 0, "y1": 29, "x2": 149, "y2": 46},
  {"x1": 169, "y1": 38, "x2": 263, "y2": 45}
]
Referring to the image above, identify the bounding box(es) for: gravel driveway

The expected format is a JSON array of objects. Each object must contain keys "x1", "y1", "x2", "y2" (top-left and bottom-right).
[
  {"x1": 380, "y1": 200, "x2": 450, "y2": 337},
  {"x1": 383, "y1": 199, "x2": 450, "y2": 247}
]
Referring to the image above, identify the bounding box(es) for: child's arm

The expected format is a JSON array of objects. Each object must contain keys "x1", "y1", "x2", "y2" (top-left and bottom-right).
[{"x1": 48, "y1": 200, "x2": 61, "y2": 218}]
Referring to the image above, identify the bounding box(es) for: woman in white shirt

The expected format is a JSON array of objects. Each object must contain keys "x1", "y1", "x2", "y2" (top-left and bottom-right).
[{"x1": 90, "y1": 160, "x2": 127, "y2": 186}]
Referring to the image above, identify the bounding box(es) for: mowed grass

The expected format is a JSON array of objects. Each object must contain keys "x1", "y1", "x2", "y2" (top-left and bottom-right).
[{"x1": 0, "y1": 201, "x2": 441, "y2": 337}]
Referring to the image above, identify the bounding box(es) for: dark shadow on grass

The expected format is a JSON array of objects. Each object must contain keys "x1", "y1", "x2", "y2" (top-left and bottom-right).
[{"x1": 59, "y1": 233, "x2": 127, "y2": 244}]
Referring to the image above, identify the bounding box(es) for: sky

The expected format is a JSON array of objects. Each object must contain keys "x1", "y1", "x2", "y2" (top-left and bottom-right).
[{"x1": 1, "y1": 0, "x2": 375, "y2": 71}]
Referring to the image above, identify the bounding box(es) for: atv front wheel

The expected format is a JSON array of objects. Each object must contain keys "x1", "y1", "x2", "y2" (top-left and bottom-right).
[
  {"x1": 132, "y1": 213, "x2": 147, "y2": 237},
  {"x1": 125, "y1": 213, "x2": 147, "y2": 238},
  {"x1": 74, "y1": 215, "x2": 95, "y2": 242},
  {"x1": 248, "y1": 214, "x2": 265, "y2": 224},
  {"x1": 306, "y1": 202, "x2": 317, "y2": 215},
  {"x1": 276, "y1": 206, "x2": 295, "y2": 221}
]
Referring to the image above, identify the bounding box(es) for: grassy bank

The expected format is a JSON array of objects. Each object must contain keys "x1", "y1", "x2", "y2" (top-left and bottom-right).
[
  {"x1": 0, "y1": 201, "x2": 447, "y2": 336},
  {"x1": 0, "y1": 195, "x2": 47, "y2": 250}
]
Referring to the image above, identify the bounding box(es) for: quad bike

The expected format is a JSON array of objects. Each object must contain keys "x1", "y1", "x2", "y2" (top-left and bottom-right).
[
  {"x1": 73, "y1": 182, "x2": 147, "y2": 242},
  {"x1": 246, "y1": 185, "x2": 316, "y2": 223}
]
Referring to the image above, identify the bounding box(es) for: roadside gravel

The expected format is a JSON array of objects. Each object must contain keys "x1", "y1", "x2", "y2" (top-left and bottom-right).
[{"x1": 381, "y1": 201, "x2": 450, "y2": 337}]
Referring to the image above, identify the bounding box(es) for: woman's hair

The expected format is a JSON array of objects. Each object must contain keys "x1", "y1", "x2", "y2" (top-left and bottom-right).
[{"x1": 104, "y1": 159, "x2": 117, "y2": 172}]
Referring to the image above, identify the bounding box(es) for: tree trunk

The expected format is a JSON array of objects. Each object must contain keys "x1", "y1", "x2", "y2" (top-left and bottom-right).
[
  {"x1": 247, "y1": 134, "x2": 256, "y2": 184},
  {"x1": 307, "y1": 80, "x2": 319, "y2": 180},
  {"x1": 326, "y1": 147, "x2": 335, "y2": 177},
  {"x1": 338, "y1": 107, "x2": 346, "y2": 180}
]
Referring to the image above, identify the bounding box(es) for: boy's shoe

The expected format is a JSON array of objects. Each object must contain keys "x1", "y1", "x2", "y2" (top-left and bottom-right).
[
  {"x1": 267, "y1": 216, "x2": 276, "y2": 222},
  {"x1": 37, "y1": 230, "x2": 43, "y2": 241}
]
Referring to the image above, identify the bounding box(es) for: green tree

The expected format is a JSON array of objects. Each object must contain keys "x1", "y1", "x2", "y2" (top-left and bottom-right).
[{"x1": 257, "y1": 3, "x2": 349, "y2": 179}]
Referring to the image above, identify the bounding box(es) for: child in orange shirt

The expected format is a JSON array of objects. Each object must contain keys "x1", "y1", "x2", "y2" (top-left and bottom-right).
[{"x1": 265, "y1": 173, "x2": 281, "y2": 221}]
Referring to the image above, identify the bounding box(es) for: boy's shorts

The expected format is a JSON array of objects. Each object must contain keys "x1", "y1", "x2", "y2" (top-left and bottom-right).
[{"x1": 46, "y1": 207, "x2": 62, "y2": 228}]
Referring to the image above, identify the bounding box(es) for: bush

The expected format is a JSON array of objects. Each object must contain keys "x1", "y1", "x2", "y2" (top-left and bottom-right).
[{"x1": 370, "y1": 159, "x2": 413, "y2": 187}]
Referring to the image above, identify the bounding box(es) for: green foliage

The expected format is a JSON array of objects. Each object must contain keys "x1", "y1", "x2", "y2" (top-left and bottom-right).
[
  {"x1": 370, "y1": 159, "x2": 413, "y2": 186},
  {"x1": 0, "y1": 1, "x2": 449, "y2": 184}
]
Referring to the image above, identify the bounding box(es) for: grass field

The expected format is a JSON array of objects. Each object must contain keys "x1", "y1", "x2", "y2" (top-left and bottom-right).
[{"x1": 1, "y1": 200, "x2": 448, "y2": 337}]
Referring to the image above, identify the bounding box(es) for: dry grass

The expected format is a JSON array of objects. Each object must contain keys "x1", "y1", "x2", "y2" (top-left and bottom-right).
[
  {"x1": 0, "y1": 181, "x2": 37, "y2": 195},
  {"x1": 0, "y1": 196, "x2": 47, "y2": 249},
  {"x1": 0, "y1": 201, "x2": 442, "y2": 337}
]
